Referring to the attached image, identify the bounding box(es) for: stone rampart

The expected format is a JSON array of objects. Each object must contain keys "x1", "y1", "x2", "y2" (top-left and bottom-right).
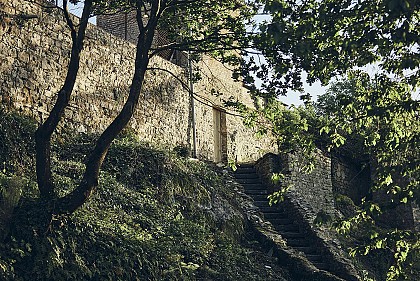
[
  {"x1": 0, "y1": 0, "x2": 274, "y2": 162},
  {"x1": 283, "y1": 151, "x2": 336, "y2": 219}
]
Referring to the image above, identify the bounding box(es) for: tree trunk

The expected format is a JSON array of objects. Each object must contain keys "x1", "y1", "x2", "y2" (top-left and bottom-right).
[
  {"x1": 56, "y1": 3, "x2": 161, "y2": 214},
  {"x1": 35, "y1": 0, "x2": 93, "y2": 199}
]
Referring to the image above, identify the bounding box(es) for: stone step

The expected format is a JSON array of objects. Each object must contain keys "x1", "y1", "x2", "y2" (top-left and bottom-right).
[
  {"x1": 263, "y1": 201, "x2": 285, "y2": 209},
  {"x1": 274, "y1": 223, "x2": 300, "y2": 232},
  {"x1": 253, "y1": 200, "x2": 270, "y2": 207},
  {"x1": 245, "y1": 189, "x2": 269, "y2": 195},
  {"x1": 312, "y1": 262, "x2": 329, "y2": 270},
  {"x1": 235, "y1": 166, "x2": 336, "y2": 277},
  {"x1": 306, "y1": 254, "x2": 322, "y2": 262},
  {"x1": 235, "y1": 167, "x2": 256, "y2": 173},
  {"x1": 294, "y1": 246, "x2": 317, "y2": 254},
  {"x1": 234, "y1": 173, "x2": 259, "y2": 179},
  {"x1": 268, "y1": 218, "x2": 293, "y2": 225},
  {"x1": 243, "y1": 183, "x2": 266, "y2": 190},
  {"x1": 280, "y1": 231, "x2": 305, "y2": 239},
  {"x1": 236, "y1": 177, "x2": 260, "y2": 184},
  {"x1": 286, "y1": 238, "x2": 310, "y2": 247},
  {"x1": 250, "y1": 194, "x2": 269, "y2": 201},
  {"x1": 253, "y1": 201, "x2": 284, "y2": 209},
  {"x1": 258, "y1": 206, "x2": 287, "y2": 213},
  {"x1": 263, "y1": 212, "x2": 289, "y2": 220}
]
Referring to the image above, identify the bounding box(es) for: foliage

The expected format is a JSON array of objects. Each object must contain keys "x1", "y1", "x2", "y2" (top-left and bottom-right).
[
  {"x1": 319, "y1": 73, "x2": 419, "y2": 198},
  {"x1": 198, "y1": 233, "x2": 290, "y2": 281},
  {"x1": 0, "y1": 174, "x2": 26, "y2": 241},
  {"x1": 173, "y1": 145, "x2": 191, "y2": 158},
  {"x1": 244, "y1": 1, "x2": 420, "y2": 279},
  {"x1": 250, "y1": 0, "x2": 420, "y2": 96},
  {"x1": 321, "y1": 74, "x2": 420, "y2": 280},
  {"x1": 266, "y1": 172, "x2": 292, "y2": 205},
  {"x1": 0, "y1": 116, "x2": 291, "y2": 280},
  {"x1": 313, "y1": 210, "x2": 334, "y2": 227},
  {"x1": 0, "y1": 110, "x2": 36, "y2": 176},
  {"x1": 227, "y1": 159, "x2": 237, "y2": 172},
  {"x1": 332, "y1": 194, "x2": 419, "y2": 281},
  {"x1": 155, "y1": 0, "x2": 258, "y2": 60},
  {"x1": 228, "y1": 98, "x2": 318, "y2": 162},
  {"x1": 334, "y1": 193, "x2": 358, "y2": 218}
]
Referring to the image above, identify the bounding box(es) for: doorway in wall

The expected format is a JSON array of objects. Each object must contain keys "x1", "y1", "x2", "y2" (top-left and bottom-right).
[{"x1": 213, "y1": 107, "x2": 227, "y2": 163}]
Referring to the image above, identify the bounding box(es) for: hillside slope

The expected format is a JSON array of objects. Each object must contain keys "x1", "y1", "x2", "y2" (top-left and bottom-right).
[{"x1": 0, "y1": 111, "x2": 291, "y2": 281}]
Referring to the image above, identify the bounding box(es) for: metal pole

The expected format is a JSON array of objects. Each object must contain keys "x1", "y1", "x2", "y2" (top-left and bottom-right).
[{"x1": 188, "y1": 52, "x2": 197, "y2": 158}]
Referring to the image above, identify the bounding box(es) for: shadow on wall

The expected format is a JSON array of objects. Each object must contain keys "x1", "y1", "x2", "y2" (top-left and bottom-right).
[{"x1": 331, "y1": 156, "x2": 372, "y2": 205}]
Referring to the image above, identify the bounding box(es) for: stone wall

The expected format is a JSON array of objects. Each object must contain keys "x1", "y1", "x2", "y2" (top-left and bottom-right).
[
  {"x1": 0, "y1": 0, "x2": 273, "y2": 163},
  {"x1": 331, "y1": 156, "x2": 371, "y2": 204},
  {"x1": 283, "y1": 151, "x2": 336, "y2": 220},
  {"x1": 255, "y1": 151, "x2": 336, "y2": 221},
  {"x1": 254, "y1": 153, "x2": 360, "y2": 281},
  {"x1": 96, "y1": 11, "x2": 182, "y2": 65},
  {"x1": 97, "y1": 12, "x2": 138, "y2": 43}
]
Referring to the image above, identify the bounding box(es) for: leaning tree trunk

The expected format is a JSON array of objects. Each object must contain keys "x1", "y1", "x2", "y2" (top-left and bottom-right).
[
  {"x1": 35, "y1": 0, "x2": 93, "y2": 199},
  {"x1": 56, "y1": 2, "x2": 161, "y2": 214}
]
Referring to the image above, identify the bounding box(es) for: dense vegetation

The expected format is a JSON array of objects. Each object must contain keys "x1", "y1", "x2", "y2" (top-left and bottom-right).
[
  {"x1": 237, "y1": 77, "x2": 419, "y2": 280},
  {"x1": 0, "y1": 111, "x2": 290, "y2": 281},
  {"x1": 237, "y1": 1, "x2": 420, "y2": 280}
]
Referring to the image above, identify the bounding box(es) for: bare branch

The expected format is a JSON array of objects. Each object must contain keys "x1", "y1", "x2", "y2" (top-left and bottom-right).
[
  {"x1": 147, "y1": 67, "x2": 189, "y2": 90},
  {"x1": 63, "y1": 0, "x2": 76, "y2": 38},
  {"x1": 146, "y1": 67, "x2": 244, "y2": 118}
]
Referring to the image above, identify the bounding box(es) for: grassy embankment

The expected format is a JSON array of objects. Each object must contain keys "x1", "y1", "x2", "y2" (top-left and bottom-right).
[{"x1": 0, "y1": 110, "x2": 290, "y2": 281}]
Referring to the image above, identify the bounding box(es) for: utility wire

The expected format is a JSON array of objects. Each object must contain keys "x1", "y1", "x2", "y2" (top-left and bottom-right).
[{"x1": 147, "y1": 67, "x2": 245, "y2": 118}]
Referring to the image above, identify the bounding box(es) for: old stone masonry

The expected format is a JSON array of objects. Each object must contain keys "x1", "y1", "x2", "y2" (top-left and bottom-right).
[{"x1": 0, "y1": 0, "x2": 275, "y2": 164}]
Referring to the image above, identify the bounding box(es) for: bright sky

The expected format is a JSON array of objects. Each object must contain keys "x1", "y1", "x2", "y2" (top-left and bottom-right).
[
  {"x1": 281, "y1": 76, "x2": 325, "y2": 107},
  {"x1": 53, "y1": 0, "x2": 96, "y2": 23}
]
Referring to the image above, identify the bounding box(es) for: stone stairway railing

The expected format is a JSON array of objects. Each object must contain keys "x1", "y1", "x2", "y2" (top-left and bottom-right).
[{"x1": 233, "y1": 163, "x2": 360, "y2": 281}]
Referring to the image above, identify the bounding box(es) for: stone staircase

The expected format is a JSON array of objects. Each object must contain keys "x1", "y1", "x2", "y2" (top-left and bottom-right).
[{"x1": 234, "y1": 164, "x2": 329, "y2": 271}]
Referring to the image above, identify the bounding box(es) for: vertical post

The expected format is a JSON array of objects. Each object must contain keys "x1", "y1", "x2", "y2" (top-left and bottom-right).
[
  {"x1": 213, "y1": 108, "x2": 221, "y2": 162},
  {"x1": 188, "y1": 52, "x2": 197, "y2": 158},
  {"x1": 124, "y1": 12, "x2": 128, "y2": 40}
]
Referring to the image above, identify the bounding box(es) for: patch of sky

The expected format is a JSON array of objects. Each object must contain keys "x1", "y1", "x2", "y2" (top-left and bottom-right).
[{"x1": 50, "y1": 0, "x2": 96, "y2": 24}]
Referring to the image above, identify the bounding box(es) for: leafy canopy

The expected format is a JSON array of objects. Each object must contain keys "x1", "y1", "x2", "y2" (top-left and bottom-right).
[
  {"x1": 248, "y1": 0, "x2": 419, "y2": 96},
  {"x1": 245, "y1": 1, "x2": 420, "y2": 280}
]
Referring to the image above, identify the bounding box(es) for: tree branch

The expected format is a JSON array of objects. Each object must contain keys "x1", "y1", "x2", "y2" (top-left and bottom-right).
[
  {"x1": 56, "y1": 0, "x2": 162, "y2": 214},
  {"x1": 35, "y1": 0, "x2": 93, "y2": 199},
  {"x1": 62, "y1": 0, "x2": 76, "y2": 39}
]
